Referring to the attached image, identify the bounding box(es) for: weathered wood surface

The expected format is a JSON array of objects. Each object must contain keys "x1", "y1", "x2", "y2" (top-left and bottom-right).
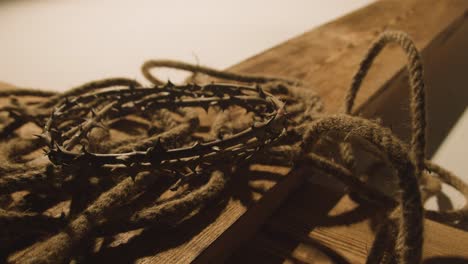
[
  {"x1": 210, "y1": 0, "x2": 468, "y2": 262},
  {"x1": 2, "y1": 0, "x2": 468, "y2": 263},
  {"x1": 223, "y1": 0, "x2": 468, "y2": 263},
  {"x1": 228, "y1": 183, "x2": 468, "y2": 263}
]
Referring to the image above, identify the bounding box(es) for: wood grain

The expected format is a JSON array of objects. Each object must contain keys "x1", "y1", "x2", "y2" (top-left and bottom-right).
[
  {"x1": 223, "y1": 0, "x2": 468, "y2": 262},
  {"x1": 208, "y1": 0, "x2": 468, "y2": 262},
  {"x1": 228, "y1": 183, "x2": 468, "y2": 263}
]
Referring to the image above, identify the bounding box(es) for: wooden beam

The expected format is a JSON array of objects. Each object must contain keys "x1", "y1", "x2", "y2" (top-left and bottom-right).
[
  {"x1": 201, "y1": 0, "x2": 468, "y2": 262},
  {"x1": 223, "y1": 0, "x2": 468, "y2": 263},
  {"x1": 228, "y1": 183, "x2": 468, "y2": 263}
]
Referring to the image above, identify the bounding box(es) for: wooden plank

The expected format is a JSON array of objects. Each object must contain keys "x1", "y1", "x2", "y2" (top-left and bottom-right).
[
  {"x1": 2, "y1": 0, "x2": 468, "y2": 263},
  {"x1": 228, "y1": 183, "x2": 468, "y2": 263},
  {"x1": 223, "y1": 0, "x2": 468, "y2": 263},
  {"x1": 203, "y1": 0, "x2": 468, "y2": 262}
]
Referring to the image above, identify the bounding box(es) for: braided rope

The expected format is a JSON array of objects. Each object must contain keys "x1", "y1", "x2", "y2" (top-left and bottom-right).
[{"x1": 0, "y1": 30, "x2": 466, "y2": 264}]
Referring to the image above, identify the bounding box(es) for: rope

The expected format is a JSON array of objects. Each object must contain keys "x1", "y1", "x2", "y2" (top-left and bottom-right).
[{"x1": 0, "y1": 30, "x2": 466, "y2": 264}]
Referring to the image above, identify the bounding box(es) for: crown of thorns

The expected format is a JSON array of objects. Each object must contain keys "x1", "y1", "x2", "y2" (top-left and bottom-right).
[{"x1": 40, "y1": 82, "x2": 287, "y2": 173}]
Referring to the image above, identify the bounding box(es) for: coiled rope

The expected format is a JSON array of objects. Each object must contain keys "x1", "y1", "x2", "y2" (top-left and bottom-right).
[{"x1": 0, "y1": 31, "x2": 466, "y2": 264}]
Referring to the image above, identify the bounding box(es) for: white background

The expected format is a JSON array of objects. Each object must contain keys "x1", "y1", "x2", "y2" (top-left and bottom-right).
[{"x1": 0, "y1": 0, "x2": 373, "y2": 89}]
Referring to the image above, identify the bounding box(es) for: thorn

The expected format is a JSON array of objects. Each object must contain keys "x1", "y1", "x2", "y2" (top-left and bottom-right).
[
  {"x1": 192, "y1": 141, "x2": 200, "y2": 148},
  {"x1": 93, "y1": 122, "x2": 107, "y2": 130},
  {"x1": 76, "y1": 117, "x2": 87, "y2": 123},
  {"x1": 170, "y1": 178, "x2": 183, "y2": 191},
  {"x1": 219, "y1": 102, "x2": 228, "y2": 110},
  {"x1": 33, "y1": 133, "x2": 46, "y2": 140},
  {"x1": 256, "y1": 85, "x2": 266, "y2": 98},
  {"x1": 201, "y1": 104, "x2": 209, "y2": 113},
  {"x1": 212, "y1": 146, "x2": 221, "y2": 152},
  {"x1": 60, "y1": 212, "x2": 66, "y2": 220},
  {"x1": 54, "y1": 142, "x2": 64, "y2": 153},
  {"x1": 154, "y1": 138, "x2": 165, "y2": 151},
  {"x1": 49, "y1": 136, "x2": 56, "y2": 149},
  {"x1": 81, "y1": 145, "x2": 89, "y2": 154},
  {"x1": 50, "y1": 129, "x2": 63, "y2": 143},
  {"x1": 194, "y1": 165, "x2": 203, "y2": 174},
  {"x1": 53, "y1": 110, "x2": 62, "y2": 117},
  {"x1": 146, "y1": 139, "x2": 166, "y2": 164},
  {"x1": 165, "y1": 80, "x2": 175, "y2": 88}
]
